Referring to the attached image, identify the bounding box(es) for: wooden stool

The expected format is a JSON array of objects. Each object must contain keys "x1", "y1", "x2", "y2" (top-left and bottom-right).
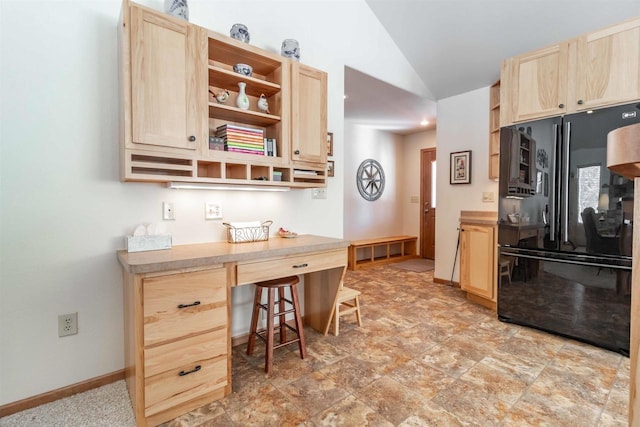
[
  {"x1": 324, "y1": 285, "x2": 362, "y2": 336},
  {"x1": 499, "y1": 259, "x2": 511, "y2": 286},
  {"x1": 246, "y1": 275, "x2": 306, "y2": 374}
]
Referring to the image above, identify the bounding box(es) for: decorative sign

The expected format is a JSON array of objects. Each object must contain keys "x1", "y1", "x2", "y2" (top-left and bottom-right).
[
  {"x1": 356, "y1": 159, "x2": 385, "y2": 201},
  {"x1": 450, "y1": 150, "x2": 471, "y2": 184}
]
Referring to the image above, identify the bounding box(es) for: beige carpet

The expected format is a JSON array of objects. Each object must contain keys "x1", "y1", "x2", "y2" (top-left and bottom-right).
[{"x1": 390, "y1": 258, "x2": 434, "y2": 272}]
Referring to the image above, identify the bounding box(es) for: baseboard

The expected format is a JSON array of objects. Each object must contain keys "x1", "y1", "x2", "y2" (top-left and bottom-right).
[
  {"x1": 434, "y1": 276, "x2": 459, "y2": 287},
  {"x1": 0, "y1": 369, "x2": 125, "y2": 418}
]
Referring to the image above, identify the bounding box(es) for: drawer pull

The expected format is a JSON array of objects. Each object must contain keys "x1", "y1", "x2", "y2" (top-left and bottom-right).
[
  {"x1": 292, "y1": 263, "x2": 309, "y2": 268},
  {"x1": 178, "y1": 365, "x2": 201, "y2": 377},
  {"x1": 177, "y1": 301, "x2": 201, "y2": 309}
]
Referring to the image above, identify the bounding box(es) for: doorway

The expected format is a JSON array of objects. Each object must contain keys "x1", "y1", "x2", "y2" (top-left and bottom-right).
[{"x1": 421, "y1": 148, "x2": 436, "y2": 259}]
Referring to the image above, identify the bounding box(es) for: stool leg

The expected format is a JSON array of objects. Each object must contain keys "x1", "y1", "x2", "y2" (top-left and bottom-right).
[
  {"x1": 290, "y1": 283, "x2": 307, "y2": 359},
  {"x1": 247, "y1": 286, "x2": 262, "y2": 356},
  {"x1": 265, "y1": 287, "x2": 276, "y2": 374},
  {"x1": 278, "y1": 287, "x2": 286, "y2": 344}
]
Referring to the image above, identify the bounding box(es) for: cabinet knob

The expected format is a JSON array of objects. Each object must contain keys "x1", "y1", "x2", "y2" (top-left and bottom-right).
[
  {"x1": 577, "y1": 99, "x2": 584, "y2": 105},
  {"x1": 188, "y1": 135, "x2": 196, "y2": 142},
  {"x1": 558, "y1": 104, "x2": 564, "y2": 109},
  {"x1": 294, "y1": 149, "x2": 300, "y2": 155}
]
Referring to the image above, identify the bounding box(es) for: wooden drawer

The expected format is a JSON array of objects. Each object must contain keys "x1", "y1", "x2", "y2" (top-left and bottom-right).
[
  {"x1": 236, "y1": 249, "x2": 347, "y2": 285},
  {"x1": 143, "y1": 268, "x2": 227, "y2": 346},
  {"x1": 144, "y1": 354, "x2": 227, "y2": 417},
  {"x1": 144, "y1": 328, "x2": 227, "y2": 378}
]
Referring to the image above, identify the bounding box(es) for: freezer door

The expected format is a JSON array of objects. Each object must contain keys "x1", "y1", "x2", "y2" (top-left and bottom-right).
[{"x1": 498, "y1": 247, "x2": 631, "y2": 355}]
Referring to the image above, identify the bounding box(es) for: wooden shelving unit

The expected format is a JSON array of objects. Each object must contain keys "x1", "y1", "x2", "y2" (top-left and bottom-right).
[
  {"x1": 347, "y1": 236, "x2": 418, "y2": 270},
  {"x1": 489, "y1": 80, "x2": 500, "y2": 180}
]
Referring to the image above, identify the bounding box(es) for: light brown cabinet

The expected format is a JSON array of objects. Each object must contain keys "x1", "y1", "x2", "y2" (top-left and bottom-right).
[
  {"x1": 119, "y1": 0, "x2": 328, "y2": 188},
  {"x1": 501, "y1": 42, "x2": 568, "y2": 125},
  {"x1": 459, "y1": 211, "x2": 497, "y2": 310},
  {"x1": 123, "y1": 267, "x2": 230, "y2": 427},
  {"x1": 501, "y1": 17, "x2": 640, "y2": 126},
  {"x1": 488, "y1": 81, "x2": 500, "y2": 180},
  {"x1": 291, "y1": 63, "x2": 328, "y2": 167},
  {"x1": 572, "y1": 18, "x2": 640, "y2": 111},
  {"x1": 127, "y1": 6, "x2": 207, "y2": 153}
]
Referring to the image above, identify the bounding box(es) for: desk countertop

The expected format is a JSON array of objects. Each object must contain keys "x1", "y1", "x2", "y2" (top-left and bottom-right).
[{"x1": 118, "y1": 234, "x2": 350, "y2": 274}]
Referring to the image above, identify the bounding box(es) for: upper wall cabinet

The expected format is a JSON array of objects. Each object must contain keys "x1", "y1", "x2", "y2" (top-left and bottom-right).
[
  {"x1": 291, "y1": 63, "x2": 328, "y2": 166},
  {"x1": 501, "y1": 17, "x2": 640, "y2": 126},
  {"x1": 119, "y1": 0, "x2": 328, "y2": 188},
  {"x1": 128, "y1": 6, "x2": 207, "y2": 152},
  {"x1": 501, "y1": 43, "x2": 568, "y2": 125},
  {"x1": 572, "y1": 18, "x2": 640, "y2": 111}
]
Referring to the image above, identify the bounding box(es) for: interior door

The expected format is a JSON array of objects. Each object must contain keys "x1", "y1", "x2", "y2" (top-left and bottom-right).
[{"x1": 421, "y1": 148, "x2": 436, "y2": 259}]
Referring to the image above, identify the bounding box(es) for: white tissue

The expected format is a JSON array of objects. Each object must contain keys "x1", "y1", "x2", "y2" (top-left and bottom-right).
[
  {"x1": 131, "y1": 223, "x2": 164, "y2": 236},
  {"x1": 126, "y1": 223, "x2": 171, "y2": 252}
]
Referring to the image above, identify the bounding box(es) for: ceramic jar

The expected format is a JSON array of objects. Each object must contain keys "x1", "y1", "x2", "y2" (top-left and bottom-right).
[
  {"x1": 164, "y1": 0, "x2": 189, "y2": 21},
  {"x1": 281, "y1": 39, "x2": 300, "y2": 61},
  {"x1": 236, "y1": 82, "x2": 250, "y2": 110},
  {"x1": 230, "y1": 24, "x2": 250, "y2": 43}
]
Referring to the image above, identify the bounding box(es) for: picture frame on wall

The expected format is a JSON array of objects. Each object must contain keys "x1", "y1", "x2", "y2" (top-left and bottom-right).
[
  {"x1": 450, "y1": 150, "x2": 472, "y2": 184},
  {"x1": 327, "y1": 132, "x2": 334, "y2": 156},
  {"x1": 327, "y1": 160, "x2": 335, "y2": 177}
]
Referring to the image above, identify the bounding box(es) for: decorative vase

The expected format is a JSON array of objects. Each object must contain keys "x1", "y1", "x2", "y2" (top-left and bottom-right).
[
  {"x1": 230, "y1": 24, "x2": 250, "y2": 43},
  {"x1": 281, "y1": 39, "x2": 300, "y2": 61},
  {"x1": 164, "y1": 0, "x2": 189, "y2": 21},
  {"x1": 236, "y1": 82, "x2": 250, "y2": 110}
]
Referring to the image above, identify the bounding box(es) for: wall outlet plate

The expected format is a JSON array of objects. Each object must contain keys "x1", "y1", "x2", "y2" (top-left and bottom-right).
[
  {"x1": 482, "y1": 192, "x2": 495, "y2": 202},
  {"x1": 58, "y1": 312, "x2": 78, "y2": 337},
  {"x1": 205, "y1": 202, "x2": 223, "y2": 220},
  {"x1": 163, "y1": 202, "x2": 175, "y2": 220},
  {"x1": 312, "y1": 188, "x2": 327, "y2": 199}
]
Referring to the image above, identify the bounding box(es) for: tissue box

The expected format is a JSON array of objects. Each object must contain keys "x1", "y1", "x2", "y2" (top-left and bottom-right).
[{"x1": 126, "y1": 235, "x2": 172, "y2": 252}]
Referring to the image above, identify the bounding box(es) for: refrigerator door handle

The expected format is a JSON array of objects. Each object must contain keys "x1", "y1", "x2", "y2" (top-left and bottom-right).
[
  {"x1": 500, "y1": 251, "x2": 632, "y2": 270},
  {"x1": 550, "y1": 123, "x2": 558, "y2": 242},
  {"x1": 563, "y1": 121, "x2": 571, "y2": 243}
]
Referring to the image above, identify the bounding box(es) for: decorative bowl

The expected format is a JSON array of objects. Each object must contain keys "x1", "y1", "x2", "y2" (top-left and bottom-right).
[{"x1": 233, "y1": 63, "x2": 253, "y2": 77}]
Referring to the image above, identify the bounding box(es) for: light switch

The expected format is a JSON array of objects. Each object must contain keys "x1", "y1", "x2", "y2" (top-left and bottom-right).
[
  {"x1": 205, "y1": 202, "x2": 223, "y2": 220},
  {"x1": 482, "y1": 192, "x2": 495, "y2": 203}
]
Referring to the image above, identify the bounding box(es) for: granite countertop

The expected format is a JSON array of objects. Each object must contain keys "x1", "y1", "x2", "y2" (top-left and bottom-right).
[{"x1": 117, "y1": 234, "x2": 350, "y2": 274}]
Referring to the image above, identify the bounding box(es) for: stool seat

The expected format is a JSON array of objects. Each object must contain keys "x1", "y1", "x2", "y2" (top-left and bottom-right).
[{"x1": 247, "y1": 275, "x2": 306, "y2": 375}]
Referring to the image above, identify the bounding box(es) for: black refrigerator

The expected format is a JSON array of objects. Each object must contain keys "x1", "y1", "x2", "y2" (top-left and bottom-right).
[{"x1": 497, "y1": 102, "x2": 640, "y2": 356}]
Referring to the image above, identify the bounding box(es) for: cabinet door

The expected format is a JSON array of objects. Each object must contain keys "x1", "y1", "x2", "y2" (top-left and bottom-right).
[
  {"x1": 130, "y1": 5, "x2": 206, "y2": 151},
  {"x1": 573, "y1": 18, "x2": 640, "y2": 111},
  {"x1": 505, "y1": 43, "x2": 568, "y2": 123},
  {"x1": 291, "y1": 63, "x2": 327, "y2": 165},
  {"x1": 460, "y1": 224, "x2": 496, "y2": 301}
]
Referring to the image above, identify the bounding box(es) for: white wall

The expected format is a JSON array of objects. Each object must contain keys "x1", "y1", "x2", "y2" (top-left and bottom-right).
[
  {"x1": 0, "y1": 0, "x2": 427, "y2": 404},
  {"x1": 434, "y1": 86, "x2": 499, "y2": 283},
  {"x1": 343, "y1": 122, "x2": 404, "y2": 240}
]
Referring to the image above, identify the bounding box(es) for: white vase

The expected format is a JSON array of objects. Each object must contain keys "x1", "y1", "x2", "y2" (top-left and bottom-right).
[
  {"x1": 164, "y1": 0, "x2": 189, "y2": 21},
  {"x1": 236, "y1": 82, "x2": 250, "y2": 110},
  {"x1": 281, "y1": 39, "x2": 300, "y2": 61}
]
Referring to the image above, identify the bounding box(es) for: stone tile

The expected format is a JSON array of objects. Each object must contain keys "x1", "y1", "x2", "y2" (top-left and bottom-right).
[
  {"x1": 503, "y1": 389, "x2": 602, "y2": 426},
  {"x1": 318, "y1": 355, "x2": 382, "y2": 392},
  {"x1": 431, "y1": 379, "x2": 511, "y2": 426},
  {"x1": 355, "y1": 376, "x2": 431, "y2": 425},
  {"x1": 276, "y1": 371, "x2": 350, "y2": 417},
  {"x1": 420, "y1": 343, "x2": 479, "y2": 378},
  {"x1": 220, "y1": 383, "x2": 307, "y2": 426},
  {"x1": 311, "y1": 395, "x2": 393, "y2": 427},
  {"x1": 459, "y1": 358, "x2": 530, "y2": 405},
  {"x1": 387, "y1": 359, "x2": 456, "y2": 399}
]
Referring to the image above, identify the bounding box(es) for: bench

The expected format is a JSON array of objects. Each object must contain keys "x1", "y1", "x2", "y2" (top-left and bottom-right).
[{"x1": 348, "y1": 235, "x2": 418, "y2": 270}]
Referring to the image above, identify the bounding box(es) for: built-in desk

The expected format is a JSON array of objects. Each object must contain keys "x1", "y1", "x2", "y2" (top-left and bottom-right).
[
  {"x1": 117, "y1": 235, "x2": 349, "y2": 427},
  {"x1": 498, "y1": 223, "x2": 544, "y2": 247}
]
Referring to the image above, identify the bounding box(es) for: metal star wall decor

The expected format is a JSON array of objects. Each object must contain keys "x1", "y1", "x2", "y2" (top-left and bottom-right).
[{"x1": 356, "y1": 159, "x2": 385, "y2": 201}]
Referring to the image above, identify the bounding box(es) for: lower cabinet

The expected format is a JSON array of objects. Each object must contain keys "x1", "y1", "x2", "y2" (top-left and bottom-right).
[
  {"x1": 459, "y1": 211, "x2": 498, "y2": 310},
  {"x1": 123, "y1": 266, "x2": 231, "y2": 426}
]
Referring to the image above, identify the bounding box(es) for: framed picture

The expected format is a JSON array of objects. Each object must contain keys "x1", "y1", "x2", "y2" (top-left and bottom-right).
[
  {"x1": 450, "y1": 150, "x2": 472, "y2": 184},
  {"x1": 536, "y1": 169, "x2": 543, "y2": 194},
  {"x1": 327, "y1": 132, "x2": 334, "y2": 156},
  {"x1": 327, "y1": 160, "x2": 335, "y2": 177},
  {"x1": 544, "y1": 172, "x2": 549, "y2": 196}
]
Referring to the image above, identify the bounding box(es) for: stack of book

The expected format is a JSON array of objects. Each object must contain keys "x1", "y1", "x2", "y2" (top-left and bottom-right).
[{"x1": 216, "y1": 124, "x2": 264, "y2": 155}]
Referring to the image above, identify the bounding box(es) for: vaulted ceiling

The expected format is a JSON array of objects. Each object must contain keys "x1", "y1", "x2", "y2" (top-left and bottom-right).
[{"x1": 345, "y1": 0, "x2": 640, "y2": 134}]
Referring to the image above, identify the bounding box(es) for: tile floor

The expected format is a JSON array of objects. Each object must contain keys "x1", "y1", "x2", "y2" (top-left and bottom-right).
[{"x1": 163, "y1": 265, "x2": 630, "y2": 426}]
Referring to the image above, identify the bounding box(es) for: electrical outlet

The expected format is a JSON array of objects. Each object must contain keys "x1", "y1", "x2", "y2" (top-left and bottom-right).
[
  {"x1": 482, "y1": 192, "x2": 495, "y2": 203},
  {"x1": 163, "y1": 202, "x2": 175, "y2": 220},
  {"x1": 58, "y1": 312, "x2": 78, "y2": 337},
  {"x1": 205, "y1": 202, "x2": 223, "y2": 220},
  {"x1": 311, "y1": 188, "x2": 327, "y2": 199}
]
